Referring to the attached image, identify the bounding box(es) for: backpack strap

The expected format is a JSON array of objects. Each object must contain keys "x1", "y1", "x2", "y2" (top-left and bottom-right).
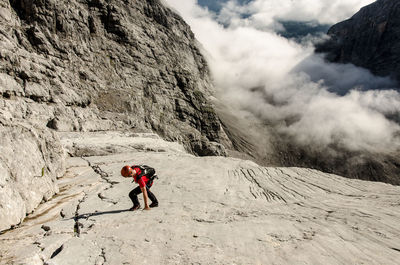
[{"x1": 132, "y1": 165, "x2": 155, "y2": 180}]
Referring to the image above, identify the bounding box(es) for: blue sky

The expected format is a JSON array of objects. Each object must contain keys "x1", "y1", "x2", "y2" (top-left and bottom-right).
[
  {"x1": 198, "y1": 0, "x2": 252, "y2": 13},
  {"x1": 197, "y1": 0, "x2": 223, "y2": 12}
]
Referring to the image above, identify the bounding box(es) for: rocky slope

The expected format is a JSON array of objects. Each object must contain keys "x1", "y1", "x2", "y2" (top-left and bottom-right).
[
  {"x1": 1, "y1": 0, "x2": 228, "y2": 154},
  {"x1": 1, "y1": 132, "x2": 399, "y2": 264},
  {"x1": 316, "y1": 0, "x2": 400, "y2": 83},
  {"x1": 1, "y1": 0, "x2": 400, "y2": 239},
  {"x1": 0, "y1": 0, "x2": 230, "y2": 230}
]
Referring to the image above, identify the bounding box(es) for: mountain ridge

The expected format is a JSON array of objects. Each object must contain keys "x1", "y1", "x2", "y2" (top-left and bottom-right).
[{"x1": 316, "y1": 0, "x2": 400, "y2": 83}]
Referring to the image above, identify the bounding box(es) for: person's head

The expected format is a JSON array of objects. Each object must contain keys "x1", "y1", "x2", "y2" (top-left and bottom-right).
[{"x1": 121, "y1": 165, "x2": 136, "y2": 178}]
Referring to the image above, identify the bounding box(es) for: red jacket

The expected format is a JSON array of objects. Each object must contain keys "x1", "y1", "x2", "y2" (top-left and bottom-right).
[{"x1": 132, "y1": 166, "x2": 151, "y2": 188}]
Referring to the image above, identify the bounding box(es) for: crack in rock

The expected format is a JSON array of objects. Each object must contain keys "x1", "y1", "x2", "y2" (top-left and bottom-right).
[
  {"x1": 73, "y1": 193, "x2": 87, "y2": 237},
  {"x1": 239, "y1": 168, "x2": 287, "y2": 203},
  {"x1": 98, "y1": 193, "x2": 118, "y2": 205},
  {"x1": 193, "y1": 218, "x2": 215, "y2": 223},
  {"x1": 391, "y1": 247, "x2": 400, "y2": 253},
  {"x1": 33, "y1": 241, "x2": 45, "y2": 252},
  {"x1": 50, "y1": 244, "x2": 64, "y2": 259},
  {"x1": 99, "y1": 247, "x2": 106, "y2": 265},
  {"x1": 82, "y1": 157, "x2": 118, "y2": 188},
  {"x1": 263, "y1": 168, "x2": 308, "y2": 199},
  {"x1": 41, "y1": 225, "x2": 51, "y2": 232}
]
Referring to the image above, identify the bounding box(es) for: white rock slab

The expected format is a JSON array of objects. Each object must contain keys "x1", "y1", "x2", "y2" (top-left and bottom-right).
[
  {"x1": 0, "y1": 121, "x2": 65, "y2": 231},
  {"x1": 59, "y1": 131, "x2": 186, "y2": 157},
  {"x1": 1, "y1": 132, "x2": 399, "y2": 264}
]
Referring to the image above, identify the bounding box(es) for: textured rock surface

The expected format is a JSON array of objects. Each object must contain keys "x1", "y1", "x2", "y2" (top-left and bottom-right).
[
  {"x1": 316, "y1": 0, "x2": 400, "y2": 83},
  {"x1": 0, "y1": 119, "x2": 65, "y2": 232},
  {"x1": 1, "y1": 0, "x2": 399, "y2": 247},
  {"x1": 0, "y1": 0, "x2": 228, "y2": 154},
  {"x1": 0, "y1": 0, "x2": 230, "y2": 230},
  {"x1": 0, "y1": 132, "x2": 399, "y2": 264}
]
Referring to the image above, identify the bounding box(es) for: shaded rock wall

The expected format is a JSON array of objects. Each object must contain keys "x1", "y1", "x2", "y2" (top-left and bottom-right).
[
  {"x1": 0, "y1": 0, "x2": 230, "y2": 230},
  {"x1": 0, "y1": 0, "x2": 228, "y2": 153},
  {"x1": 316, "y1": 0, "x2": 400, "y2": 83}
]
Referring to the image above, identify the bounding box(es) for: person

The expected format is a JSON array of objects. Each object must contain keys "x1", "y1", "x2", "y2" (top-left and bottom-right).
[{"x1": 121, "y1": 165, "x2": 159, "y2": 211}]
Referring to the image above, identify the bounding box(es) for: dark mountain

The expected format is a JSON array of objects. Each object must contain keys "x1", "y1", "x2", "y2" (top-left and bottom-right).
[
  {"x1": 278, "y1": 20, "x2": 330, "y2": 41},
  {"x1": 316, "y1": 0, "x2": 400, "y2": 83}
]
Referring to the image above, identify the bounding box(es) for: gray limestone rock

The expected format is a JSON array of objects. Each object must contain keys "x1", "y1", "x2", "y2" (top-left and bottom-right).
[
  {"x1": 1, "y1": 0, "x2": 228, "y2": 155},
  {"x1": 1, "y1": 132, "x2": 399, "y2": 264},
  {"x1": 0, "y1": 120, "x2": 65, "y2": 231}
]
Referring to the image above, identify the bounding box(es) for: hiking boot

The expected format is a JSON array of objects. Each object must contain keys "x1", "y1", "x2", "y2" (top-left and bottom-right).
[
  {"x1": 149, "y1": 202, "x2": 159, "y2": 208},
  {"x1": 129, "y1": 205, "x2": 140, "y2": 211}
]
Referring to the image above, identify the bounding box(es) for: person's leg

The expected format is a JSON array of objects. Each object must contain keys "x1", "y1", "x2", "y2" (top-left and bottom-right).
[
  {"x1": 128, "y1": 186, "x2": 142, "y2": 210},
  {"x1": 146, "y1": 187, "x2": 158, "y2": 207}
]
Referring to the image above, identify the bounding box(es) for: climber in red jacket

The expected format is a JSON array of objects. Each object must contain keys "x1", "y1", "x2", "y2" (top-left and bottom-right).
[{"x1": 121, "y1": 165, "x2": 159, "y2": 211}]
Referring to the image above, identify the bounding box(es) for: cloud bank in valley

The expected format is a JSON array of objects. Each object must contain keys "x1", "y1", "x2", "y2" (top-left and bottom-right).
[
  {"x1": 214, "y1": 0, "x2": 377, "y2": 30},
  {"x1": 165, "y1": 0, "x2": 400, "y2": 153}
]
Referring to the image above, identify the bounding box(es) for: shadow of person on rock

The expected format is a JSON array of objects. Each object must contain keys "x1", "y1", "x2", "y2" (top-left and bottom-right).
[{"x1": 74, "y1": 209, "x2": 131, "y2": 220}]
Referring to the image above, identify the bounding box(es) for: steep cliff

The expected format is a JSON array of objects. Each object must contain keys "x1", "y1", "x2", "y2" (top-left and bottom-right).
[
  {"x1": 0, "y1": 0, "x2": 229, "y2": 230},
  {"x1": 1, "y1": 0, "x2": 228, "y2": 153},
  {"x1": 316, "y1": 0, "x2": 400, "y2": 83}
]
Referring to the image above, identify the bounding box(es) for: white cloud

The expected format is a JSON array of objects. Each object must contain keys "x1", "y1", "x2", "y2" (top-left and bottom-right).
[
  {"x1": 165, "y1": 0, "x2": 400, "y2": 153},
  {"x1": 217, "y1": 0, "x2": 376, "y2": 29}
]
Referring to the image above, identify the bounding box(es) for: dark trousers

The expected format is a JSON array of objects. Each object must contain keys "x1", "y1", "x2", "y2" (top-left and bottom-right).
[{"x1": 129, "y1": 186, "x2": 158, "y2": 207}]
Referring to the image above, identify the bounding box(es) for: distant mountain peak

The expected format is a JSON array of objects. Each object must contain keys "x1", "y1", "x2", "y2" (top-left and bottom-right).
[{"x1": 316, "y1": 0, "x2": 400, "y2": 83}]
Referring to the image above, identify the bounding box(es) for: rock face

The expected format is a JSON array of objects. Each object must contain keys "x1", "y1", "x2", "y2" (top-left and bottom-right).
[
  {"x1": 0, "y1": 0, "x2": 230, "y2": 230},
  {"x1": 316, "y1": 0, "x2": 400, "y2": 82},
  {"x1": 0, "y1": 0, "x2": 228, "y2": 154},
  {"x1": 0, "y1": 119, "x2": 65, "y2": 232},
  {"x1": 0, "y1": 132, "x2": 399, "y2": 264}
]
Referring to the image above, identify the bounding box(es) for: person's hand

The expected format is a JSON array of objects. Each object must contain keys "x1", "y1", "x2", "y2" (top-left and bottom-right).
[{"x1": 143, "y1": 206, "x2": 151, "y2": 211}]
